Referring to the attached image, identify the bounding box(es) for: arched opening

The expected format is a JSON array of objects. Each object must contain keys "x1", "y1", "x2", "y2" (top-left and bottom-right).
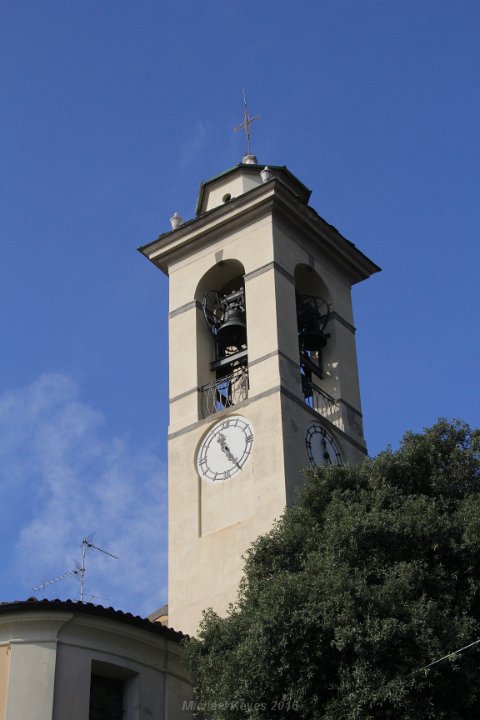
[
  {"x1": 294, "y1": 265, "x2": 336, "y2": 419},
  {"x1": 196, "y1": 260, "x2": 248, "y2": 418}
]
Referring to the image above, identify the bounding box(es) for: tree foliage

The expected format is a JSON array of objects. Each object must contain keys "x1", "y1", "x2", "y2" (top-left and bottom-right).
[{"x1": 185, "y1": 420, "x2": 480, "y2": 719}]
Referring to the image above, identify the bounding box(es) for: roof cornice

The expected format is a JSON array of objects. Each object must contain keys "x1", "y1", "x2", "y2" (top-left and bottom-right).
[
  {"x1": 139, "y1": 177, "x2": 380, "y2": 284},
  {"x1": 0, "y1": 598, "x2": 187, "y2": 640}
]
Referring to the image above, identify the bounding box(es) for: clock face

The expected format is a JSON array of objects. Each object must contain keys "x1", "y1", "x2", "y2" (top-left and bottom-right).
[
  {"x1": 197, "y1": 415, "x2": 254, "y2": 482},
  {"x1": 305, "y1": 422, "x2": 342, "y2": 466}
]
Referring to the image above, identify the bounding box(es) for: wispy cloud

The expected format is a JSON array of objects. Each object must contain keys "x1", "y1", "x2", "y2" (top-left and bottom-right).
[
  {"x1": 179, "y1": 120, "x2": 211, "y2": 168},
  {"x1": 0, "y1": 374, "x2": 167, "y2": 616}
]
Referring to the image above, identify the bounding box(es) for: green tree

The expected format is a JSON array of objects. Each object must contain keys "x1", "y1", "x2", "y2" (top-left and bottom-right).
[{"x1": 185, "y1": 420, "x2": 480, "y2": 719}]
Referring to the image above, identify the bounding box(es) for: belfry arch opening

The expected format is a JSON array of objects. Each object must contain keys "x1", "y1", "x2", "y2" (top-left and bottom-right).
[
  {"x1": 195, "y1": 260, "x2": 248, "y2": 418},
  {"x1": 294, "y1": 264, "x2": 336, "y2": 418}
]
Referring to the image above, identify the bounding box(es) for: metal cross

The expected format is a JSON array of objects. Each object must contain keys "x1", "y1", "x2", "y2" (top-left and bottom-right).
[{"x1": 234, "y1": 90, "x2": 260, "y2": 157}]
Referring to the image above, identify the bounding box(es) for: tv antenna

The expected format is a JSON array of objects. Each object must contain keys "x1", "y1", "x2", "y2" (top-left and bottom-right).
[{"x1": 32, "y1": 534, "x2": 118, "y2": 603}]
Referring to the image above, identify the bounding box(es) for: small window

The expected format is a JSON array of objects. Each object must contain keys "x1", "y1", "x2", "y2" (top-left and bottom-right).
[{"x1": 89, "y1": 674, "x2": 123, "y2": 720}]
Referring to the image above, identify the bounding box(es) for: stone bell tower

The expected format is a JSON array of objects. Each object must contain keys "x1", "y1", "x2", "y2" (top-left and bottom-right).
[{"x1": 139, "y1": 158, "x2": 380, "y2": 635}]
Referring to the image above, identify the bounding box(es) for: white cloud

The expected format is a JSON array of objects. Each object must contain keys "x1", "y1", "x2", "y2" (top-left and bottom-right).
[
  {"x1": 0, "y1": 374, "x2": 167, "y2": 616},
  {"x1": 179, "y1": 120, "x2": 211, "y2": 168}
]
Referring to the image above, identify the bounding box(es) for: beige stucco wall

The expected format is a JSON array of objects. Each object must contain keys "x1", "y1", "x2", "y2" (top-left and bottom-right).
[
  {"x1": 144, "y1": 168, "x2": 378, "y2": 634},
  {"x1": 168, "y1": 391, "x2": 288, "y2": 635},
  {"x1": 168, "y1": 207, "x2": 364, "y2": 429},
  {"x1": 54, "y1": 614, "x2": 192, "y2": 720},
  {"x1": 0, "y1": 608, "x2": 192, "y2": 720},
  {"x1": 0, "y1": 612, "x2": 67, "y2": 720},
  {"x1": 0, "y1": 644, "x2": 10, "y2": 720},
  {"x1": 161, "y1": 169, "x2": 371, "y2": 636},
  {"x1": 203, "y1": 172, "x2": 263, "y2": 212}
]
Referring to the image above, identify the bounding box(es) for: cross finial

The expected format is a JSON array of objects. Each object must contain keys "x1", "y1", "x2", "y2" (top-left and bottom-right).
[{"x1": 234, "y1": 90, "x2": 260, "y2": 157}]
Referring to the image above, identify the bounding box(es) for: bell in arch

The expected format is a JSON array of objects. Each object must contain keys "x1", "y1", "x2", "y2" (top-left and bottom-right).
[
  {"x1": 216, "y1": 287, "x2": 247, "y2": 356},
  {"x1": 297, "y1": 295, "x2": 331, "y2": 352}
]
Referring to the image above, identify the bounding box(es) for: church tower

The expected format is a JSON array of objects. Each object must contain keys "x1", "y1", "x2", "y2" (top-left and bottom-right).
[{"x1": 139, "y1": 157, "x2": 380, "y2": 636}]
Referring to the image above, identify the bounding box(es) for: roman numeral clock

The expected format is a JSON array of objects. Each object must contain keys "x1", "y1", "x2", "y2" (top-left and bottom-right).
[
  {"x1": 139, "y1": 157, "x2": 379, "y2": 636},
  {"x1": 197, "y1": 415, "x2": 254, "y2": 482},
  {"x1": 305, "y1": 422, "x2": 343, "y2": 467}
]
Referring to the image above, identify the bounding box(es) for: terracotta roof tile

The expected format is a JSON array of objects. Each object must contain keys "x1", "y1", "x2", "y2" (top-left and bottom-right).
[{"x1": 0, "y1": 598, "x2": 188, "y2": 641}]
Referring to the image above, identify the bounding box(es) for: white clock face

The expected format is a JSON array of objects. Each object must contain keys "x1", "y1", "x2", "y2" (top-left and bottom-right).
[
  {"x1": 305, "y1": 422, "x2": 342, "y2": 466},
  {"x1": 197, "y1": 415, "x2": 254, "y2": 482}
]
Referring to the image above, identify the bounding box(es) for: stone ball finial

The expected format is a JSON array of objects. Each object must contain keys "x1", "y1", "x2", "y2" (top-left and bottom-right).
[
  {"x1": 170, "y1": 212, "x2": 183, "y2": 230},
  {"x1": 260, "y1": 166, "x2": 274, "y2": 183}
]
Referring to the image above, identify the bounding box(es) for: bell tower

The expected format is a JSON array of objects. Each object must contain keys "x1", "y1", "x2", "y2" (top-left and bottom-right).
[{"x1": 139, "y1": 159, "x2": 380, "y2": 635}]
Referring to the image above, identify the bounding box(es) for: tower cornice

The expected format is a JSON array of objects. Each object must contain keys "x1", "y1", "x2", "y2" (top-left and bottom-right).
[{"x1": 138, "y1": 176, "x2": 380, "y2": 284}]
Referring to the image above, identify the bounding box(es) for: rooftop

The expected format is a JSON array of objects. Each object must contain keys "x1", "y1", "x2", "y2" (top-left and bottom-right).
[{"x1": 0, "y1": 598, "x2": 187, "y2": 640}]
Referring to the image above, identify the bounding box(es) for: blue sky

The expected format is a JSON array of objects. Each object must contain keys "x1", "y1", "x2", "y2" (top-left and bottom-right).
[{"x1": 1, "y1": 1, "x2": 479, "y2": 616}]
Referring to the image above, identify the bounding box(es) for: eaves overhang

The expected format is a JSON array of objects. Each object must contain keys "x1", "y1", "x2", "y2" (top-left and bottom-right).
[
  {"x1": 0, "y1": 598, "x2": 187, "y2": 640},
  {"x1": 138, "y1": 177, "x2": 279, "y2": 273},
  {"x1": 270, "y1": 183, "x2": 381, "y2": 284},
  {"x1": 138, "y1": 177, "x2": 380, "y2": 284}
]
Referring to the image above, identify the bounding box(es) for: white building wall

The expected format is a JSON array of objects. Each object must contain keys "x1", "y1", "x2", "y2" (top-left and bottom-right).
[{"x1": 0, "y1": 605, "x2": 193, "y2": 720}]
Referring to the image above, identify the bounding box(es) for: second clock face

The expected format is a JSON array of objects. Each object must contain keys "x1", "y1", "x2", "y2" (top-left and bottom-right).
[
  {"x1": 197, "y1": 415, "x2": 254, "y2": 482},
  {"x1": 305, "y1": 422, "x2": 343, "y2": 466}
]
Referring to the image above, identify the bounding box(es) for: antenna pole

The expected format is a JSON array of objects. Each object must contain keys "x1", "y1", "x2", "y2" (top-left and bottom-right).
[
  {"x1": 80, "y1": 536, "x2": 118, "y2": 603},
  {"x1": 32, "y1": 535, "x2": 118, "y2": 604},
  {"x1": 80, "y1": 539, "x2": 87, "y2": 603}
]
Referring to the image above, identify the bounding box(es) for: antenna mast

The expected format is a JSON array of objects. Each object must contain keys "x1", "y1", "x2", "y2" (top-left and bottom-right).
[
  {"x1": 33, "y1": 567, "x2": 80, "y2": 592},
  {"x1": 32, "y1": 535, "x2": 118, "y2": 603},
  {"x1": 79, "y1": 536, "x2": 118, "y2": 603}
]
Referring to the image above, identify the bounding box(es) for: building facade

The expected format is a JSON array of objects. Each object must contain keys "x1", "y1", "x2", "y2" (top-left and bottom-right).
[
  {"x1": 140, "y1": 158, "x2": 379, "y2": 635},
  {"x1": 0, "y1": 599, "x2": 192, "y2": 720}
]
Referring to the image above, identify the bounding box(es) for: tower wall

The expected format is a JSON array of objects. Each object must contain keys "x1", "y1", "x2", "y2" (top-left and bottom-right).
[{"x1": 139, "y1": 164, "x2": 380, "y2": 635}]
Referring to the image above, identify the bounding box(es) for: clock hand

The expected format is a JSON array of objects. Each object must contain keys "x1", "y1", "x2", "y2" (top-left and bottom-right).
[
  {"x1": 321, "y1": 438, "x2": 332, "y2": 465},
  {"x1": 217, "y1": 433, "x2": 242, "y2": 468},
  {"x1": 217, "y1": 432, "x2": 228, "y2": 453}
]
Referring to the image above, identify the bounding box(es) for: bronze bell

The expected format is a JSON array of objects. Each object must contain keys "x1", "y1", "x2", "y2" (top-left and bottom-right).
[
  {"x1": 217, "y1": 306, "x2": 247, "y2": 355},
  {"x1": 297, "y1": 295, "x2": 330, "y2": 352},
  {"x1": 301, "y1": 321, "x2": 328, "y2": 352}
]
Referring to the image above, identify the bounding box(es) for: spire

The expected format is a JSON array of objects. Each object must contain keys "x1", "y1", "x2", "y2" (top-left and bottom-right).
[{"x1": 234, "y1": 90, "x2": 260, "y2": 163}]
